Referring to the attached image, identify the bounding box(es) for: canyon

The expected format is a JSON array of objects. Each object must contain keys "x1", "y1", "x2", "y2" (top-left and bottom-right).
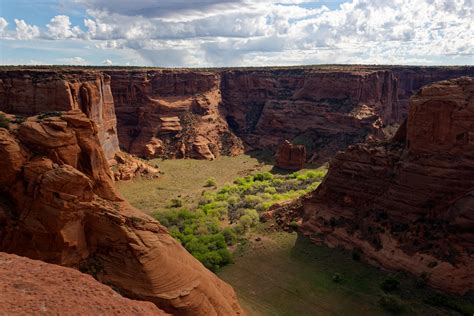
[
  {"x1": 300, "y1": 77, "x2": 474, "y2": 295},
  {"x1": 1, "y1": 66, "x2": 473, "y2": 163},
  {"x1": 0, "y1": 66, "x2": 473, "y2": 314}
]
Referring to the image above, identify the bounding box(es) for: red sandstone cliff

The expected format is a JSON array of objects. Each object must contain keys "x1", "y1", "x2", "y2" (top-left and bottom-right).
[
  {"x1": 0, "y1": 70, "x2": 120, "y2": 161},
  {"x1": 0, "y1": 252, "x2": 169, "y2": 315},
  {"x1": 106, "y1": 70, "x2": 244, "y2": 159},
  {"x1": 300, "y1": 77, "x2": 474, "y2": 295},
  {"x1": 0, "y1": 111, "x2": 244, "y2": 315}
]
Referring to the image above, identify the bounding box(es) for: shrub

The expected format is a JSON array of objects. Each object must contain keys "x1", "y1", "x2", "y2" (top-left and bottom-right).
[
  {"x1": 380, "y1": 277, "x2": 400, "y2": 292},
  {"x1": 0, "y1": 113, "x2": 10, "y2": 130},
  {"x1": 289, "y1": 221, "x2": 299, "y2": 230},
  {"x1": 222, "y1": 227, "x2": 237, "y2": 245},
  {"x1": 253, "y1": 172, "x2": 273, "y2": 181},
  {"x1": 352, "y1": 250, "x2": 361, "y2": 261},
  {"x1": 379, "y1": 295, "x2": 405, "y2": 314},
  {"x1": 169, "y1": 198, "x2": 183, "y2": 208},
  {"x1": 204, "y1": 177, "x2": 217, "y2": 187},
  {"x1": 38, "y1": 111, "x2": 62, "y2": 120},
  {"x1": 332, "y1": 273, "x2": 343, "y2": 283}
]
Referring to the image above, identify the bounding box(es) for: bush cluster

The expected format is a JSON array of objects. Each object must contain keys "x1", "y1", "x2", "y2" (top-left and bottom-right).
[
  {"x1": 0, "y1": 113, "x2": 10, "y2": 130},
  {"x1": 154, "y1": 168, "x2": 327, "y2": 271}
]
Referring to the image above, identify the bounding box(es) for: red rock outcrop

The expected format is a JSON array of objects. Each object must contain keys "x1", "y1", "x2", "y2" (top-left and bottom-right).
[
  {"x1": 0, "y1": 111, "x2": 244, "y2": 315},
  {"x1": 0, "y1": 70, "x2": 120, "y2": 161},
  {"x1": 275, "y1": 140, "x2": 306, "y2": 170},
  {"x1": 299, "y1": 77, "x2": 474, "y2": 294},
  {"x1": 0, "y1": 252, "x2": 169, "y2": 315},
  {"x1": 106, "y1": 70, "x2": 244, "y2": 160}
]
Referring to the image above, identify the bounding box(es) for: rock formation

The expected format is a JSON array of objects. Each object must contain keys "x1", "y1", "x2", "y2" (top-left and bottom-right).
[
  {"x1": 0, "y1": 111, "x2": 244, "y2": 315},
  {"x1": 0, "y1": 252, "x2": 169, "y2": 315},
  {"x1": 299, "y1": 77, "x2": 474, "y2": 295},
  {"x1": 0, "y1": 70, "x2": 120, "y2": 161},
  {"x1": 275, "y1": 140, "x2": 306, "y2": 170},
  {"x1": 1, "y1": 66, "x2": 472, "y2": 163},
  {"x1": 105, "y1": 70, "x2": 244, "y2": 159}
]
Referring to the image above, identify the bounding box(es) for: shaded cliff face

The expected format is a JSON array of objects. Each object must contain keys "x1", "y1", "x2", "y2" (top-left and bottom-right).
[
  {"x1": 0, "y1": 252, "x2": 169, "y2": 315},
  {"x1": 0, "y1": 70, "x2": 120, "y2": 161},
  {"x1": 221, "y1": 69, "x2": 399, "y2": 161},
  {"x1": 106, "y1": 70, "x2": 244, "y2": 159},
  {"x1": 393, "y1": 67, "x2": 474, "y2": 122},
  {"x1": 300, "y1": 77, "x2": 474, "y2": 294},
  {"x1": 0, "y1": 111, "x2": 244, "y2": 315}
]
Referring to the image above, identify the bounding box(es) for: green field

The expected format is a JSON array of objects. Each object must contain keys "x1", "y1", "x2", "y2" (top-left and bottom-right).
[
  {"x1": 117, "y1": 152, "x2": 274, "y2": 213},
  {"x1": 117, "y1": 154, "x2": 473, "y2": 316},
  {"x1": 219, "y1": 231, "x2": 473, "y2": 316}
]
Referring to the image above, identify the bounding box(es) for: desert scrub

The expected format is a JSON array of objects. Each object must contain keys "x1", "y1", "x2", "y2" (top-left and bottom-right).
[
  {"x1": 204, "y1": 177, "x2": 217, "y2": 187},
  {"x1": 0, "y1": 113, "x2": 10, "y2": 130},
  {"x1": 38, "y1": 111, "x2": 63, "y2": 120}
]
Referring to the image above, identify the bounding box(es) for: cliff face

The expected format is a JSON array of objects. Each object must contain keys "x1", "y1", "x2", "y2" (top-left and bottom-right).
[
  {"x1": 0, "y1": 252, "x2": 169, "y2": 315},
  {"x1": 0, "y1": 111, "x2": 243, "y2": 315},
  {"x1": 221, "y1": 69, "x2": 399, "y2": 161},
  {"x1": 300, "y1": 77, "x2": 474, "y2": 294},
  {"x1": 106, "y1": 70, "x2": 244, "y2": 159},
  {"x1": 0, "y1": 70, "x2": 120, "y2": 161}
]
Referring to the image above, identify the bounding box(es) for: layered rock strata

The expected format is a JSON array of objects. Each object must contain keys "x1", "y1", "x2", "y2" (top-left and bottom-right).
[
  {"x1": 300, "y1": 77, "x2": 474, "y2": 294},
  {"x1": 0, "y1": 111, "x2": 244, "y2": 315},
  {"x1": 105, "y1": 70, "x2": 244, "y2": 159},
  {"x1": 0, "y1": 70, "x2": 120, "y2": 161},
  {"x1": 0, "y1": 252, "x2": 169, "y2": 315}
]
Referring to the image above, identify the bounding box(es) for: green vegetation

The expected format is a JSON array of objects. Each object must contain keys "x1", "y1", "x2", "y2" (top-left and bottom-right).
[
  {"x1": 381, "y1": 277, "x2": 400, "y2": 293},
  {"x1": 152, "y1": 168, "x2": 326, "y2": 271},
  {"x1": 379, "y1": 295, "x2": 405, "y2": 314},
  {"x1": 0, "y1": 113, "x2": 10, "y2": 130},
  {"x1": 37, "y1": 111, "x2": 63, "y2": 120},
  {"x1": 204, "y1": 177, "x2": 217, "y2": 187}
]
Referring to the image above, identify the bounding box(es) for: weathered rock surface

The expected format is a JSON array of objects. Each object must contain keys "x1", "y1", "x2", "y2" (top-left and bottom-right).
[
  {"x1": 0, "y1": 70, "x2": 120, "y2": 161},
  {"x1": 300, "y1": 77, "x2": 474, "y2": 295},
  {"x1": 0, "y1": 111, "x2": 244, "y2": 315},
  {"x1": 1, "y1": 66, "x2": 472, "y2": 163},
  {"x1": 106, "y1": 70, "x2": 244, "y2": 159},
  {"x1": 0, "y1": 252, "x2": 169, "y2": 315},
  {"x1": 112, "y1": 151, "x2": 160, "y2": 181},
  {"x1": 275, "y1": 140, "x2": 306, "y2": 170}
]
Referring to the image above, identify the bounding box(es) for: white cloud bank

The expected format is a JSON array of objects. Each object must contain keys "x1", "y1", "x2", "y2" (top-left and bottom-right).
[{"x1": 0, "y1": 0, "x2": 472, "y2": 66}]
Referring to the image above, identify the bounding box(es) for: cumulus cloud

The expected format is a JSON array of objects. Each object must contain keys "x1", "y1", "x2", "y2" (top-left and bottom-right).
[
  {"x1": 0, "y1": 18, "x2": 8, "y2": 35},
  {"x1": 102, "y1": 59, "x2": 113, "y2": 65},
  {"x1": 14, "y1": 19, "x2": 40, "y2": 40},
  {"x1": 2, "y1": 0, "x2": 473, "y2": 66},
  {"x1": 46, "y1": 15, "x2": 82, "y2": 39}
]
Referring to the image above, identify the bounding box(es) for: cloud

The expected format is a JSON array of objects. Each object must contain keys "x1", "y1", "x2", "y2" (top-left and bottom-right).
[
  {"x1": 102, "y1": 59, "x2": 113, "y2": 65},
  {"x1": 46, "y1": 15, "x2": 82, "y2": 39},
  {"x1": 0, "y1": 18, "x2": 8, "y2": 35},
  {"x1": 2, "y1": 0, "x2": 473, "y2": 66},
  {"x1": 14, "y1": 19, "x2": 40, "y2": 40},
  {"x1": 58, "y1": 56, "x2": 88, "y2": 65}
]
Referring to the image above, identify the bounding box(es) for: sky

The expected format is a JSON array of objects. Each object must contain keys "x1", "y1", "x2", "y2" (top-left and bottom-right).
[{"x1": 0, "y1": 0, "x2": 472, "y2": 67}]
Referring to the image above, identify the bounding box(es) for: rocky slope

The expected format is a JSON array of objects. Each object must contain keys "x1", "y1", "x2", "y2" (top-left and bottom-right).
[
  {"x1": 106, "y1": 70, "x2": 244, "y2": 159},
  {"x1": 300, "y1": 77, "x2": 474, "y2": 295},
  {"x1": 0, "y1": 111, "x2": 243, "y2": 315},
  {"x1": 0, "y1": 252, "x2": 169, "y2": 315}
]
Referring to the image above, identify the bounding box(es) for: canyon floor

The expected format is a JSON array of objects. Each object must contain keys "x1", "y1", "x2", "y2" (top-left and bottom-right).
[{"x1": 117, "y1": 154, "x2": 474, "y2": 316}]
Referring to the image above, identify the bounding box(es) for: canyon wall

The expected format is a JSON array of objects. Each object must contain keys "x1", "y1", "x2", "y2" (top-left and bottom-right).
[
  {"x1": 0, "y1": 111, "x2": 243, "y2": 315},
  {"x1": 221, "y1": 69, "x2": 398, "y2": 161},
  {"x1": 0, "y1": 70, "x2": 120, "y2": 161},
  {"x1": 106, "y1": 70, "x2": 243, "y2": 159},
  {"x1": 299, "y1": 77, "x2": 474, "y2": 294},
  {"x1": 1, "y1": 66, "x2": 473, "y2": 162}
]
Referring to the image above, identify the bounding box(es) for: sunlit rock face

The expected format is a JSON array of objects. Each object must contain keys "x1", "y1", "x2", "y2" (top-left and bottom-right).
[
  {"x1": 105, "y1": 70, "x2": 244, "y2": 160},
  {"x1": 299, "y1": 77, "x2": 474, "y2": 295},
  {"x1": 0, "y1": 70, "x2": 120, "y2": 161},
  {"x1": 0, "y1": 111, "x2": 244, "y2": 315}
]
